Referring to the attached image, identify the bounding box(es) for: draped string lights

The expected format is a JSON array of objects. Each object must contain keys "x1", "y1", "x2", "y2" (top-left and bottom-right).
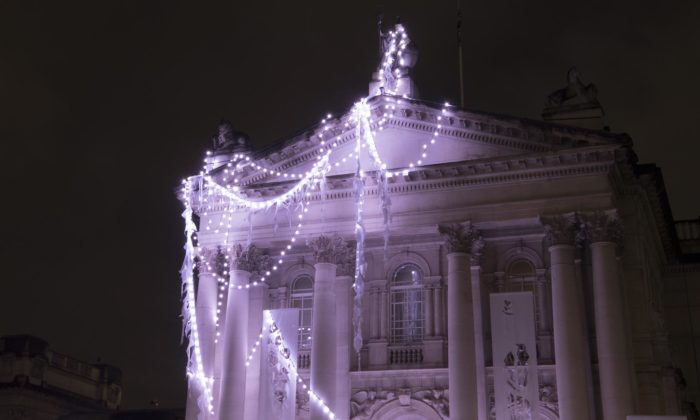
[{"x1": 180, "y1": 23, "x2": 453, "y2": 419}]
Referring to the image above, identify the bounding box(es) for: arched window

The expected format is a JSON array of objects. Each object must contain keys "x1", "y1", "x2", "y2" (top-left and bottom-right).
[
  {"x1": 290, "y1": 275, "x2": 313, "y2": 350},
  {"x1": 505, "y1": 259, "x2": 539, "y2": 328},
  {"x1": 390, "y1": 263, "x2": 424, "y2": 344}
]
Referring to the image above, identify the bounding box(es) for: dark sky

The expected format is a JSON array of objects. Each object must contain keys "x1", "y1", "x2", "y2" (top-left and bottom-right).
[{"x1": 1, "y1": 0, "x2": 699, "y2": 410}]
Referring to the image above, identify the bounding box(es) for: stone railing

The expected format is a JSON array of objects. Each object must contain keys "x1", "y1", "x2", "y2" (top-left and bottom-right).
[
  {"x1": 388, "y1": 345, "x2": 424, "y2": 365},
  {"x1": 297, "y1": 350, "x2": 311, "y2": 370}
]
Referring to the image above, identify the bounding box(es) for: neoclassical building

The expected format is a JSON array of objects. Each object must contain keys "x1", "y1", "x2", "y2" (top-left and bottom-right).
[{"x1": 180, "y1": 24, "x2": 699, "y2": 420}]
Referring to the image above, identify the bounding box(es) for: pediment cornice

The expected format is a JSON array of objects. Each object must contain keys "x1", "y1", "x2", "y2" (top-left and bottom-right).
[
  {"x1": 200, "y1": 145, "x2": 621, "y2": 212},
  {"x1": 211, "y1": 95, "x2": 630, "y2": 188}
]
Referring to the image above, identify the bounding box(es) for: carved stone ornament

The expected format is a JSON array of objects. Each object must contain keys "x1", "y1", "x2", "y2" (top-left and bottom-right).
[
  {"x1": 307, "y1": 234, "x2": 352, "y2": 266},
  {"x1": 230, "y1": 243, "x2": 271, "y2": 274},
  {"x1": 578, "y1": 210, "x2": 623, "y2": 245},
  {"x1": 540, "y1": 213, "x2": 577, "y2": 246},
  {"x1": 350, "y1": 388, "x2": 449, "y2": 419},
  {"x1": 196, "y1": 246, "x2": 228, "y2": 276},
  {"x1": 437, "y1": 221, "x2": 485, "y2": 260}
]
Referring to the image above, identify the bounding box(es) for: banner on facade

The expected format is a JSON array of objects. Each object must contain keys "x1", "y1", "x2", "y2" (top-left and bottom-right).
[
  {"x1": 490, "y1": 292, "x2": 539, "y2": 420},
  {"x1": 258, "y1": 308, "x2": 299, "y2": 420}
]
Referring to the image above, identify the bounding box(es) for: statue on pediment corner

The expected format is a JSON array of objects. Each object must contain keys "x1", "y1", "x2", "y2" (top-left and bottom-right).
[{"x1": 212, "y1": 120, "x2": 250, "y2": 154}]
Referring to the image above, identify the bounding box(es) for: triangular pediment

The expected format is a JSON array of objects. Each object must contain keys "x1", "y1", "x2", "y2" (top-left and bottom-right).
[{"x1": 211, "y1": 96, "x2": 629, "y2": 188}]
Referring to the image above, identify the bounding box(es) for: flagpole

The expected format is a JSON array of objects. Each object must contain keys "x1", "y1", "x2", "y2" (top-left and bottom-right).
[{"x1": 457, "y1": 0, "x2": 465, "y2": 108}]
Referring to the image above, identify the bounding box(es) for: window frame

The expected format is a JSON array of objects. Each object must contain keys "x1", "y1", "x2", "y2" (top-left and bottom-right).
[
  {"x1": 389, "y1": 263, "x2": 425, "y2": 345},
  {"x1": 289, "y1": 275, "x2": 314, "y2": 351}
]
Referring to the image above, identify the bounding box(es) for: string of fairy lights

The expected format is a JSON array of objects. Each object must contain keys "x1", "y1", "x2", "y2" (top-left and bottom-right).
[{"x1": 180, "y1": 23, "x2": 454, "y2": 419}]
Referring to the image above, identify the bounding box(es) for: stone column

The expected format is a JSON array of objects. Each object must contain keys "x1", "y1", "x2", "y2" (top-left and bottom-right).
[
  {"x1": 438, "y1": 222, "x2": 484, "y2": 420},
  {"x1": 335, "y1": 273, "x2": 353, "y2": 420},
  {"x1": 582, "y1": 211, "x2": 634, "y2": 420},
  {"x1": 244, "y1": 282, "x2": 268, "y2": 420},
  {"x1": 541, "y1": 215, "x2": 592, "y2": 420},
  {"x1": 185, "y1": 248, "x2": 222, "y2": 420},
  {"x1": 471, "y1": 264, "x2": 488, "y2": 420},
  {"x1": 218, "y1": 244, "x2": 270, "y2": 420},
  {"x1": 308, "y1": 234, "x2": 350, "y2": 419}
]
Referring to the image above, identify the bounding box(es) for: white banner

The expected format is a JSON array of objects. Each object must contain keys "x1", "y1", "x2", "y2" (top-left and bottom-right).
[
  {"x1": 258, "y1": 308, "x2": 299, "y2": 420},
  {"x1": 490, "y1": 292, "x2": 539, "y2": 420}
]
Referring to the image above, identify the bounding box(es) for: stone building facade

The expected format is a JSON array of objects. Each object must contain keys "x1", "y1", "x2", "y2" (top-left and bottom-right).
[
  {"x1": 0, "y1": 335, "x2": 122, "y2": 419},
  {"x1": 181, "y1": 27, "x2": 699, "y2": 420}
]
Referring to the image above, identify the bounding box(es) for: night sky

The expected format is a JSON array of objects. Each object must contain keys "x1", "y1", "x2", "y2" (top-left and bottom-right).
[{"x1": 1, "y1": 0, "x2": 699, "y2": 410}]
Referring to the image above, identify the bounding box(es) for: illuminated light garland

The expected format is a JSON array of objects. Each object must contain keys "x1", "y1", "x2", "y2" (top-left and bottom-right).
[
  {"x1": 245, "y1": 329, "x2": 265, "y2": 367},
  {"x1": 180, "y1": 23, "x2": 451, "y2": 419},
  {"x1": 180, "y1": 182, "x2": 216, "y2": 416},
  {"x1": 376, "y1": 24, "x2": 409, "y2": 96},
  {"x1": 204, "y1": 151, "x2": 332, "y2": 209}
]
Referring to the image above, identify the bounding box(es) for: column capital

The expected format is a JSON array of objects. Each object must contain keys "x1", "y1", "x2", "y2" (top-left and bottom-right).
[
  {"x1": 231, "y1": 243, "x2": 271, "y2": 274},
  {"x1": 437, "y1": 221, "x2": 485, "y2": 262},
  {"x1": 196, "y1": 246, "x2": 227, "y2": 276},
  {"x1": 578, "y1": 210, "x2": 623, "y2": 245},
  {"x1": 540, "y1": 213, "x2": 578, "y2": 246},
  {"x1": 307, "y1": 234, "x2": 352, "y2": 266}
]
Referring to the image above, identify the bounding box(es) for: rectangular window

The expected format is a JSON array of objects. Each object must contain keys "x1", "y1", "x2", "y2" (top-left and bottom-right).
[{"x1": 390, "y1": 287, "x2": 424, "y2": 344}]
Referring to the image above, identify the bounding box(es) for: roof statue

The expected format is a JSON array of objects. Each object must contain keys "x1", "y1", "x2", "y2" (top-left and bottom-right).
[
  {"x1": 542, "y1": 67, "x2": 606, "y2": 130},
  {"x1": 369, "y1": 22, "x2": 419, "y2": 98},
  {"x1": 211, "y1": 120, "x2": 250, "y2": 154}
]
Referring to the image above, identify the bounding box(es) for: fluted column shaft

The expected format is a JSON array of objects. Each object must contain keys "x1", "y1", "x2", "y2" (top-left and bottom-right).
[
  {"x1": 549, "y1": 245, "x2": 592, "y2": 420},
  {"x1": 218, "y1": 270, "x2": 250, "y2": 420},
  {"x1": 447, "y1": 252, "x2": 478, "y2": 420},
  {"x1": 591, "y1": 241, "x2": 634, "y2": 420},
  {"x1": 311, "y1": 262, "x2": 337, "y2": 419}
]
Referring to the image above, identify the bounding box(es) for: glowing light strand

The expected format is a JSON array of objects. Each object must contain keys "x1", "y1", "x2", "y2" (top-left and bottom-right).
[{"x1": 179, "y1": 182, "x2": 215, "y2": 416}]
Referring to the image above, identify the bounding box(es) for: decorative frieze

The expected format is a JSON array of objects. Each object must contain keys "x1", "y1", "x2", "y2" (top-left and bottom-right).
[
  {"x1": 438, "y1": 221, "x2": 485, "y2": 261},
  {"x1": 230, "y1": 243, "x2": 271, "y2": 274}
]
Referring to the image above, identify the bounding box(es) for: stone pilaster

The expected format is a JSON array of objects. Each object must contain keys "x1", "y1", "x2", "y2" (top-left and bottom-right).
[
  {"x1": 438, "y1": 221, "x2": 484, "y2": 420},
  {"x1": 307, "y1": 234, "x2": 350, "y2": 419},
  {"x1": 579, "y1": 211, "x2": 634, "y2": 420},
  {"x1": 540, "y1": 214, "x2": 593, "y2": 420},
  {"x1": 218, "y1": 244, "x2": 270, "y2": 420},
  {"x1": 366, "y1": 279, "x2": 388, "y2": 369},
  {"x1": 269, "y1": 286, "x2": 288, "y2": 309}
]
